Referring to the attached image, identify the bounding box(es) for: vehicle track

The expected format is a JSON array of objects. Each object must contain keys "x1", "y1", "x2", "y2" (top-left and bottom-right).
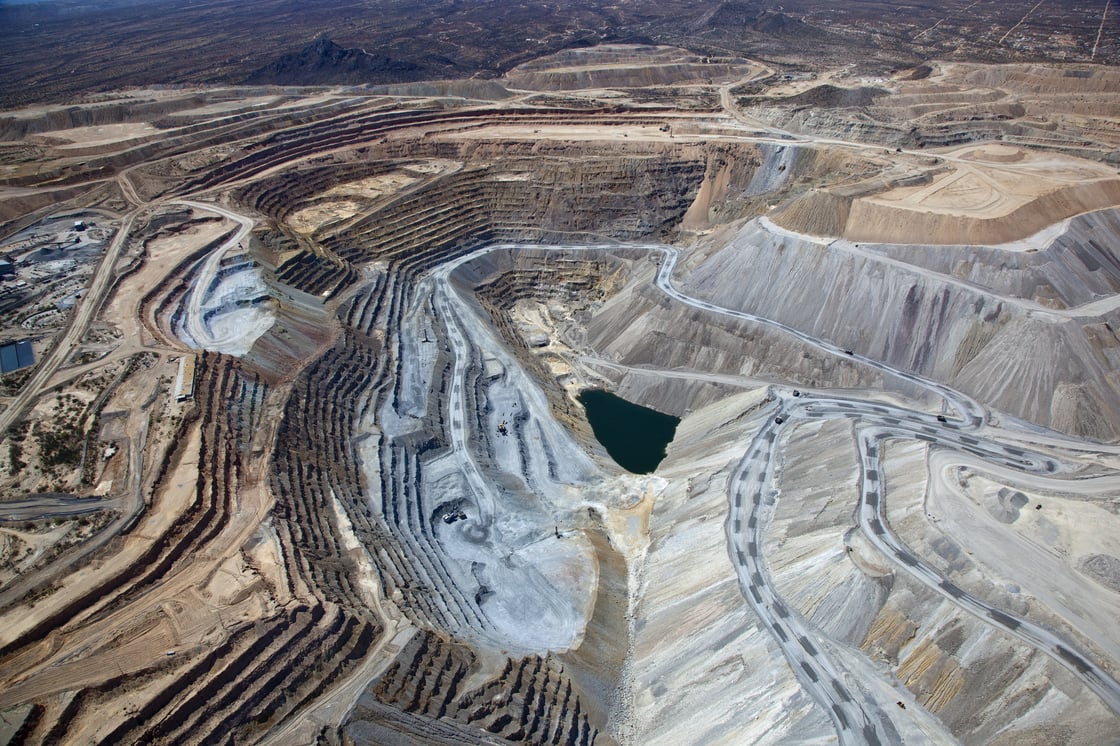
[{"x1": 437, "y1": 240, "x2": 1120, "y2": 742}]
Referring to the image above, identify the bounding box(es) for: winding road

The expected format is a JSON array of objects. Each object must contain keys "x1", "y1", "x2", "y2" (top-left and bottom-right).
[
  {"x1": 173, "y1": 200, "x2": 262, "y2": 354},
  {"x1": 0, "y1": 208, "x2": 141, "y2": 437},
  {"x1": 434, "y1": 239, "x2": 1120, "y2": 743},
  {"x1": 127, "y1": 187, "x2": 1120, "y2": 742}
]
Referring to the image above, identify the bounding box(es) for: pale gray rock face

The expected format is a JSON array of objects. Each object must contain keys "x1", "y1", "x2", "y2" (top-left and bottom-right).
[
  {"x1": 174, "y1": 258, "x2": 275, "y2": 356},
  {"x1": 11, "y1": 46, "x2": 1120, "y2": 746},
  {"x1": 566, "y1": 207, "x2": 1120, "y2": 744},
  {"x1": 1079, "y1": 554, "x2": 1120, "y2": 594},
  {"x1": 673, "y1": 215, "x2": 1120, "y2": 440},
  {"x1": 983, "y1": 487, "x2": 1030, "y2": 524},
  {"x1": 743, "y1": 142, "x2": 801, "y2": 197},
  {"x1": 862, "y1": 210, "x2": 1120, "y2": 309},
  {"x1": 355, "y1": 251, "x2": 609, "y2": 656},
  {"x1": 628, "y1": 390, "x2": 836, "y2": 746}
]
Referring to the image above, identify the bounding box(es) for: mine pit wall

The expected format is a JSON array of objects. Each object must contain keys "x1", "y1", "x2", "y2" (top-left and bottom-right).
[
  {"x1": 234, "y1": 137, "x2": 842, "y2": 257},
  {"x1": 266, "y1": 256, "x2": 612, "y2": 740},
  {"x1": 461, "y1": 248, "x2": 745, "y2": 422},
  {"x1": 146, "y1": 225, "x2": 241, "y2": 341},
  {"x1": 0, "y1": 88, "x2": 331, "y2": 140},
  {"x1": 0, "y1": 96, "x2": 217, "y2": 140},
  {"x1": 140, "y1": 217, "x2": 350, "y2": 383},
  {"x1": 563, "y1": 518, "x2": 633, "y2": 735},
  {"x1": 2, "y1": 97, "x2": 372, "y2": 192},
  {"x1": 235, "y1": 140, "x2": 749, "y2": 739},
  {"x1": 7, "y1": 353, "x2": 381, "y2": 744},
  {"x1": 230, "y1": 132, "x2": 922, "y2": 739},
  {"x1": 457, "y1": 252, "x2": 636, "y2": 732},
  {"x1": 235, "y1": 159, "x2": 410, "y2": 225},
  {"x1": 347, "y1": 629, "x2": 608, "y2": 745},
  {"x1": 586, "y1": 274, "x2": 936, "y2": 409},
  {"x1": 678, "y1": 219, "x2": 1120, "y2": 440},
  {"x1": 682, "y1": 142, "x2": 806, "y2": 229},
  {"x1": 842, "y1": 179, "x2": 1120, "y2": 246},
  {"x1": 177, "y1": 105, "x2": 693, "y2": 198},
  {"x1": 454, "y1": 248, "x2": 628, "y2": 444},
  {"x1": 0, "y1": 181, "x2": 111, "y2": 227},
  {"x1": 242, "y1": 227, "x2": 356, "y2": 381}
]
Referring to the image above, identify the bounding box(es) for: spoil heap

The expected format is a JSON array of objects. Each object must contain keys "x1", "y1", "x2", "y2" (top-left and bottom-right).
[{"x1": 1, "y1": 52, "x2": 1119, "y2": 746}]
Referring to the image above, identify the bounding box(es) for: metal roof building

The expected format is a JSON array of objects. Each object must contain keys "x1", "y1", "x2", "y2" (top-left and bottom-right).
[{"x1": 0, "y1": 340, "x2": 35, "y2": 374}]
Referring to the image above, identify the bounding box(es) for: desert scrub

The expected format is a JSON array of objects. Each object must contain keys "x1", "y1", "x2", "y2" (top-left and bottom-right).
[
  {"x1": 0, "y1": 368, "x2": 32, "y2": 396},
  {"x1": 4, "y1": 420, "x2": 31, "y2": 476},
  {"x1": 7, "y1": 441, "x2": 26, "y2": 475},
  {"x1": 33, "y1": 394, "x2": 89, "y2": 469}
]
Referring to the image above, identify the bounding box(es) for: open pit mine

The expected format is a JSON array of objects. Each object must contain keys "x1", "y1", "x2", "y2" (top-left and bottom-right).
[{"x1": 1, "y1": 45, "x2": 1120, "y2": 745}]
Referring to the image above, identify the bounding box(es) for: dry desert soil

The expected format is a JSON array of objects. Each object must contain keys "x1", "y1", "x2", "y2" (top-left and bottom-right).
[{"x1": 1, "y1": 4, "x2": 1120, "y2": 744}]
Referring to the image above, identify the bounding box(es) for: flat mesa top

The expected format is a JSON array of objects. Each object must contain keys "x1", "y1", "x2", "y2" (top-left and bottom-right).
[
  {"x1": 865, "y1": 144, "x2": 1119, "y2": 218},
  {"x1": 503, "y1": 44, "x2": 767, "y2": 91},
  {"x1": 774, "y1": 143, "x2": 1120, "y2": 246}
]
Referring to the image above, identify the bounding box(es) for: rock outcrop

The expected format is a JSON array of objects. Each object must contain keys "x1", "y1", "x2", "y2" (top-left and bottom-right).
[{"x1": 244, "y1": 38, "x2": 423, "y2": 86}]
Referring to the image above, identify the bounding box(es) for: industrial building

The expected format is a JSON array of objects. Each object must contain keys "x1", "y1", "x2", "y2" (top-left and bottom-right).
[
  {"x1": 174, "y1": 354, "x2": 196, "y2": 402},
  {"x1": 0, "y1": 340, "x2": 35, "y2": 374}
]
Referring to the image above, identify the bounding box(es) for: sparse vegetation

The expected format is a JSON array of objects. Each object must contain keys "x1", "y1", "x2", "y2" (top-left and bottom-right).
[
  {"x1": 0, "y1": 369, "x2": 32, "y2": 397},
  {"x1": 120, "y1": 352, "x2": 159, "y2": 382},
  {"x1": 0, "y1": 509, "x2": 118, "y2": 589},
  {"x1": 7, "y1": 441, "x2": 25, "y2": 476},
  {"x1": 32, "y1": 394, "x2": 88, "y2": 470}
]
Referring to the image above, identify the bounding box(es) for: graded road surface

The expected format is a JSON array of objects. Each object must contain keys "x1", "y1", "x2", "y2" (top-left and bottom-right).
[
  {"x1": 434, "y1": 239, "x2": 1120, "y2": 744},
  {"x1": 0, "y1": 206, "x2": 142, "y2": 437}
]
